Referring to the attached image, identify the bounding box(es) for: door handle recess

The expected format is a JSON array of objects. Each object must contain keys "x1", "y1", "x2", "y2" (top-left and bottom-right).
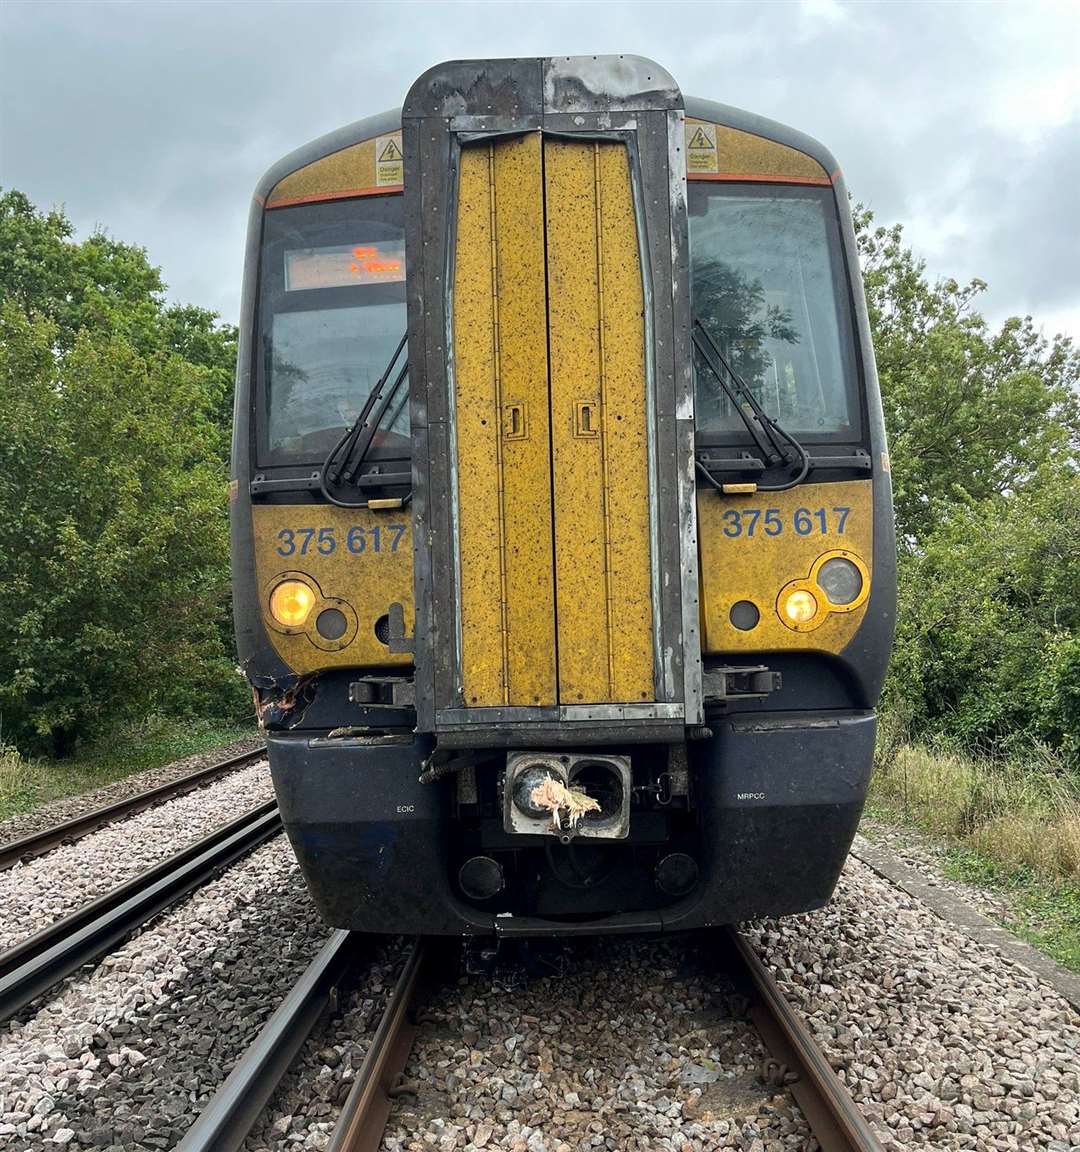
[
  {"x1": 503, "y1": 401, "x2": 527, "y2": 441},
  {"x1": 574, "y1": 400, "x2": 600, "y2": 438}
]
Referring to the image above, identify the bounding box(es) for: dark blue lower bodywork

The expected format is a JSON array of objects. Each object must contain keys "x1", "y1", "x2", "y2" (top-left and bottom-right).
[{"x1": 268, "y1": 710, "x2": 876, "y2": 936}]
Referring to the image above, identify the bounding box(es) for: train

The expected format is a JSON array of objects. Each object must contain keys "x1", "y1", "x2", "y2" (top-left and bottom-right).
[{"x1": 230, "y1": 56, "x2": 896, "y2": 937}]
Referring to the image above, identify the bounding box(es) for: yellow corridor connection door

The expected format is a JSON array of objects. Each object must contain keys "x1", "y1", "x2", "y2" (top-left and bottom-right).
[{"x1": 453, "y1": 134, "x2": 655, "y2": 709}]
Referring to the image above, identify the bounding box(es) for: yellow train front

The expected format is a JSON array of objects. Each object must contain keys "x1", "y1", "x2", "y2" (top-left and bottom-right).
[{"x1": 230, "y1": 57, "x2": 896, "y2": 936}]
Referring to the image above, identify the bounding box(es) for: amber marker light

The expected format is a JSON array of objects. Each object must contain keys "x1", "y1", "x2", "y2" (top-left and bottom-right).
[
  {"x1": 269, "y1": 580, "x2": 316, "y2": 628},
  {"x1": 782, "y1": 588, "x2": 818, "y2": 625}
]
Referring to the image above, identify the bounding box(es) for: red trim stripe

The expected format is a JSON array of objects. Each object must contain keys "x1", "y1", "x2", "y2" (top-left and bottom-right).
[
  {"x1": 266, "y1": 184, "x2": 404, "y2": 210},
  {"x1": 688, "y1": 171, "x2": 832, "y2": 186}
]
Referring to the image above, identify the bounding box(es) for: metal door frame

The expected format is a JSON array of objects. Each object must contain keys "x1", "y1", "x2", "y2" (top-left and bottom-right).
[{"x1": 402, "y1": 56, "x2": 701, "y2": 739}]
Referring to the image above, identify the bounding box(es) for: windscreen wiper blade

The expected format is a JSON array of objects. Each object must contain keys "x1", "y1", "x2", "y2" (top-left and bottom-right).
[
  {"x1": 691, "y1": 315, "x2": 809, "y2": 493},
  {"x1": 321, "y1": 332, "x2": 410, "y2": 508}
]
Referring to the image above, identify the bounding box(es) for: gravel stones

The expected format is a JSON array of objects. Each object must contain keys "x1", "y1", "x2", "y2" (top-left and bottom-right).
[
  {"x1": 743, "y1": 854, "x2": 1080, "y2": 1150},
  {"x1": 242, "y1": 939, "x2": 406, "y2": 1152},
  {"x1": 240, "y1": 852, "x2": 1080, "y2": 1151},
  {"x1": 0, "y1": 835, "x2": 323, "y2": 1150},
  {"x1": 3, "y1": 766, "x2": 1076, "y2": 1151},
  {"x1": 0, "y1": 759, "x2": 274, "y2": 951},
  {"x1": 379, "y1": 937, "x2": 809, "y2": 1152}
]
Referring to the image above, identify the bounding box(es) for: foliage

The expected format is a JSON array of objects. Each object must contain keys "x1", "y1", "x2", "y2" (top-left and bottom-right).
[
  {"x1": 883, "y1": 471, "x2": 1080, "y2": 761},
  {"x1": 0, "y1": 716, "x2": 255, "y2": 823},
  {"x1": 854, "y1": 205, "x2": 1079, "y2": 766},
  {"x1": 0, "y1": 190, "x2": 247, "y2": 754},
  {"x1": 0, "y1": 189, "x2": 237, "y2": 453},
  {"x1": 871, "y1": 738, "x2": 1080, "y2": 871},
  {"x1": 854, "y1": 206, "x2": 1080, "y2": 546}
]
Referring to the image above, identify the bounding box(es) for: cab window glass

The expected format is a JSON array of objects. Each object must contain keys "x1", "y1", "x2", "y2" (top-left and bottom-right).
[
  {"x1": 258, "y1": 196, "x2": 408, "y2": 466},
  {"x1": 689, "y1": 183, "x2": 858, "y2": 440}
]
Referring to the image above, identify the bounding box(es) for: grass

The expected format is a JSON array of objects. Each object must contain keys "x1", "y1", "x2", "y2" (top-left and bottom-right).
[
  {"x1": 941, "y1": 844, "x2": 1080, "y2": 973},
  {"x1": 867, "y1": 735, "x2": 1080, "y2": 972},
  {"x1": 0, "y1": 714, "x2": 258, "y2": 824}
]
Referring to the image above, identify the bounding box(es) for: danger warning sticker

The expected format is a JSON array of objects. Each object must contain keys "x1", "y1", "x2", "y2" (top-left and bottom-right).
[
  {"x1": 375, "y1": 133, "x2": 404, "y2": 186},
  {"x1": 685, "y1": 121, "x2": 719, "y2": 174}
]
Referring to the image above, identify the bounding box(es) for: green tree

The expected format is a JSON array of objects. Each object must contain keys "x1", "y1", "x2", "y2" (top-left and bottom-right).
[
  {"x1": 0, "y1": 189, "x2": 237, "y2": 451},
  {"x1": 886, "y1": 470, "x2": 1080, "y2": 763},
  {"x1": 0, "y1": 304, "x2": 246, "y2": 753},
  {"x1": 0, "y1": 191, "x2": 245, "y2": 754},
  {"x1": 858, "y1": 205, "x2": 1080, "y2": 762},
  {"x1": 855, "y1": 206, "x2": 1080, "y2": 545},
  {"x1": 161, "y1": 304, "x2": 239, "y2": 455}
]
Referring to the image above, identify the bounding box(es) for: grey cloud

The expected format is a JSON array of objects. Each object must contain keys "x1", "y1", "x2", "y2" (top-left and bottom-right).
[
  {"x1": 1, "y1": 0, "x2": 1077, "y2": 336},
  {"x1": 959, "y1": 118, "x2": 1080, "y2": 317}
]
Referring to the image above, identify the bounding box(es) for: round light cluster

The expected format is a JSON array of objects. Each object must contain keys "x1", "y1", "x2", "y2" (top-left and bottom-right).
[
  {"x1": 775, "y1": 551, "x2": 870, "y2": 632},
  {"x1": 817, "y1": 556, "x2": 863, "y2": 606},
  {"x1": 269, "y1": 580, "x2": 316, "y2": 627},
  {"x1": 265, "y1": 574, "x2": 360, "y2": 651}
]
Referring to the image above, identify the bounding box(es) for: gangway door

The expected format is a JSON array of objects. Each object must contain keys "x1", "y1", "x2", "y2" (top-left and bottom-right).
[
  {"x1": 544, "y1": 137, "x2": 654, "y2": 707},
  {"x1": 453, "y1": 133, "x2": 557, "y2": 709},
  {"x1": 403, "y1": 56, "x2": 701, "y2": 742}
]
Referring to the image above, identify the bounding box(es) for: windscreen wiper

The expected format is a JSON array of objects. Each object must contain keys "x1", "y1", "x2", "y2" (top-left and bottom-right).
[
  {"x1": 320, "y1": 333, "x2": 410, "y2": 508},
  {"x1": 691, "y1": 315, "x2": 809, "y2": 493}
]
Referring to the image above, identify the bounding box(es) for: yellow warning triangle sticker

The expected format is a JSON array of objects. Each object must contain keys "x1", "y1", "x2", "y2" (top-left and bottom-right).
[
  {"x1": 379, "y1": 138, "x2": 404, "y2": 162},
  {"x1": 687, "y1": 126, "x2": 715, "y2": 151}
]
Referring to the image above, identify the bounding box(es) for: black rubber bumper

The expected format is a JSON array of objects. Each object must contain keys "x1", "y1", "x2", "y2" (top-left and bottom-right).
[{"x1": 268, "y1": 710, "x2": 876, "y2": 936}]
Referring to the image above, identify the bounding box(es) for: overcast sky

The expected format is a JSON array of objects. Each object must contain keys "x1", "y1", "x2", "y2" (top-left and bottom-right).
[{"x1": 2, "y1": 0, "x2": 1078, "y2": 339}]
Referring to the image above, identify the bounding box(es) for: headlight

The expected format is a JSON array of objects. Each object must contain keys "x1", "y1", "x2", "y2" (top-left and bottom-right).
[
  {"x1": 782, "y1": 588, "x2": 818, "y2": 625},
  {"x1": 269, "y1": 580, "x2": 316, "y2": 627},
  {"x1": 817, "y1": 556, "x2": 863, "y2": 606}
]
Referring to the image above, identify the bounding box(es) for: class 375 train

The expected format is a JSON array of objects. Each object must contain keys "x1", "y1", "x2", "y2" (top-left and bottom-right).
[{"x1": 230, "y1": 56, "x2": 896, "y2": 937}]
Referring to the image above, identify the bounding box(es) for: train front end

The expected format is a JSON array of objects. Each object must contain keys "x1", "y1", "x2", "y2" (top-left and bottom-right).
[{"x1": 231, "y1": 56, "x2": 895, "y2": 936}]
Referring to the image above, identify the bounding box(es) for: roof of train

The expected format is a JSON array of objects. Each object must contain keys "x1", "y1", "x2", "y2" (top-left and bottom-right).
[{"x1": 252, "y1": 95, "x2": 840, "y2": 205}]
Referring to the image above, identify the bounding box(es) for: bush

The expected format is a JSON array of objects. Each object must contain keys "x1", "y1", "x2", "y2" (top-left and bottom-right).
[{"x1": 883, "y1": 470, "x2": 1080, "y2": 764}]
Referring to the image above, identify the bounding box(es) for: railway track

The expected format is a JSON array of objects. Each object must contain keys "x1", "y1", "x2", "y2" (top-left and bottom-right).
[
  {"x1": 723, "y1": 927, "x2": 884, "y2": 1152},
  {"x1": 0, "y1": 800, "x2": 280, "y2": 1022},
  {"x1": 180, "y1": 932, "x2": 884, "y2": 1152},
  {"x1": 0, "y1": 744, "x2": 268, "y2": 871},
  {"x1": 0, "y1": 740, "x2": 881, "y2": 1149},
  {"x1": 174, "y1": 930, "x2": 361, "y2": 1151}
]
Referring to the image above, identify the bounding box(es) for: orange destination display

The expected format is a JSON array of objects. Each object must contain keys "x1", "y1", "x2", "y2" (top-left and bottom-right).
[{"x1": 284, "y1": 241, "x2": 405, "y2": 291}]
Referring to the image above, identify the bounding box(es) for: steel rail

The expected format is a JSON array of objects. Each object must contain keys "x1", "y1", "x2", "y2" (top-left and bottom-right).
[
  {"x1": 0, "y1": 745, "x2": 268, "y2": 871},
  {"x1": 168, "y1": 929, "x2": 877, "y2": 1151},
  {"x1": 176, "y1": 930, "x2": 359, "y2": 1152},
  {"x1": 0, "y1": 799, "x2": 278, "y2": 980},
  {"x1": 328, "y1": 938, "x2": 430, "y2": 1152},
  {"x1": 724, "y1": 927, "x2": 885, "y2": 1152},
  {"x1": 0, "y1": 805, "x2": 280, "y2": 1022}
]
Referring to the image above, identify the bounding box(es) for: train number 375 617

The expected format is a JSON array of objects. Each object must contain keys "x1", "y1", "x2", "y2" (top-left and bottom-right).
[
  {"x1": 275, "y1": 524, "x2": 407, "y2": 557},
  {"x1": 721, "y1": 506, "x2": 850, "y2": 539}
]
